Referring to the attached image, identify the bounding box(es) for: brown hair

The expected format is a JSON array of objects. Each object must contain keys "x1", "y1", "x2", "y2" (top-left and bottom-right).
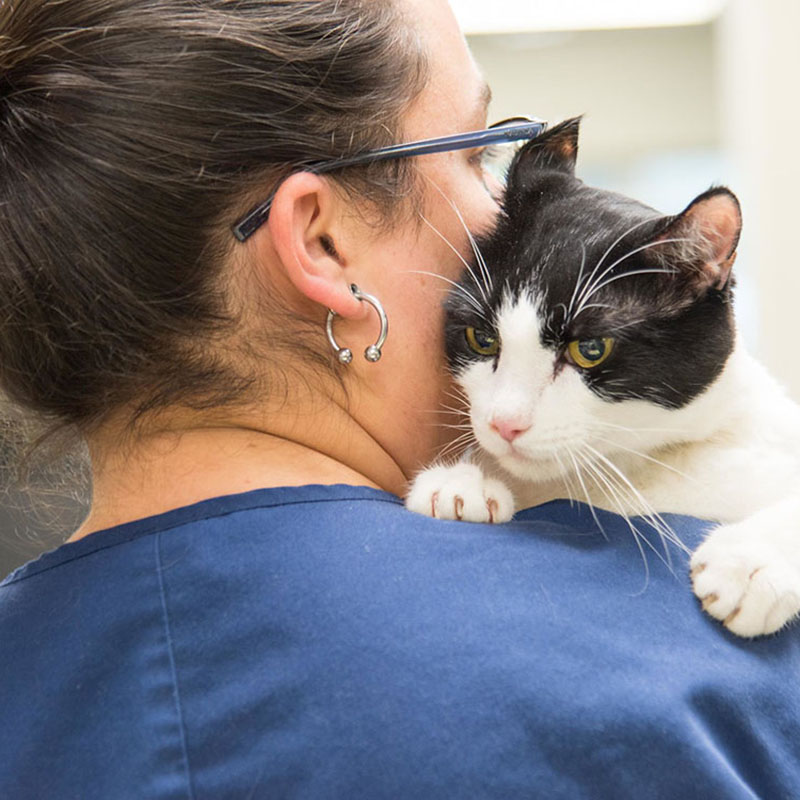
[{"x1": 0, "y1": 0, "x2": 428, "y2": 433}]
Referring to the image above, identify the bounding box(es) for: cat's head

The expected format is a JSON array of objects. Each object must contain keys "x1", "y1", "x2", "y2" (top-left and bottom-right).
[{"x1": 445, "y1": 118, "x2": 742, "y2": 481}]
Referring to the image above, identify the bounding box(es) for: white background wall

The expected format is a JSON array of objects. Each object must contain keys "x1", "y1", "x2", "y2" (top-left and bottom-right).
[
  {"x1": 717, "y1": 0, "x2": 800, "y2": 400},
  {"x1": 468, "y1": 26, "x2": 718, "y2": 165}
]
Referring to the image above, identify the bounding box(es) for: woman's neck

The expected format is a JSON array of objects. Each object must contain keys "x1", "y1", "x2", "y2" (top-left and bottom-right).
[{"x1": 69, "y1": 408, "x2": 408, "y2": 541}]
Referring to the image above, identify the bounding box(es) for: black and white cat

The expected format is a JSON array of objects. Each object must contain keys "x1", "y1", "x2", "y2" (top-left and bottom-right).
[{"x1": 407, "y1": 119, "x2": 800, "y2": 638}]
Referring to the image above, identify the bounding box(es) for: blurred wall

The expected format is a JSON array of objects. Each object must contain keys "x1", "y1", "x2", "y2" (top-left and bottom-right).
[
  {"x1": 468, "y1": 26, "x2": 717, "y2": 165},
  {"x1": 717, "y1": 0, "x2": 800, "y2": 400}
]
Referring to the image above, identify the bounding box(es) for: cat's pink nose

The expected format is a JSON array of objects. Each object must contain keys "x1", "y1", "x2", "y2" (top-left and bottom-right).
[{"x1": 489, "y1": 417, "x2": 531, "y2": 443}]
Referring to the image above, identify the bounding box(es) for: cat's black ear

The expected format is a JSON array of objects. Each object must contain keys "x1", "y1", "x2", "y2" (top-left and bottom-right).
[
  {"x1": 511, "y1": 117, "x2": 581, "y2": 179},
  {"x1": 652, "y1": 187, "x2": 742, "y2": 292}
]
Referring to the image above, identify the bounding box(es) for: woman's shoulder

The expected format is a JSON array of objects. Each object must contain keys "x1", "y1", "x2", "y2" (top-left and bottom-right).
[
  {"x1": 1, "y1": 482, "x2": 675, "y2": 587},
  {"x1": 3, "y1": 487, "x2": 800, "y2": 798}
]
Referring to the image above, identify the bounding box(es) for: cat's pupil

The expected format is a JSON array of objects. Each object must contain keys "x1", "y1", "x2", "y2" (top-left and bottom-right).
[
  {"x1": 474, "y1": 330, "x2": 495, "y2": 349},
  {"x1": 578, "y1": 339, "x2": 606, "y2": 362}
]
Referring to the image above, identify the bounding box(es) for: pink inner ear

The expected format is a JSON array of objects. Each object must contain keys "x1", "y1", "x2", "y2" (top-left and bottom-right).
[
  {"x1": 677, "y1": 191, "x2": 742, "y2": 290},
  {"x1": 690, "y1": 193, "x2": 741, "y2": 265}
]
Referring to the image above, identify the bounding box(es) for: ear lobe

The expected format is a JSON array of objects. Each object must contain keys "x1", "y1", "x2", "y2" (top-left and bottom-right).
[
  {"x1": 654, "y1": 187, "x2": 742, "y2": 292},
  {"x1": 510, "y1": 117, "x2": 582, "y2": 181},
  {"x1": 261, "y1": 172, "x2": 363, "y2": 318}
]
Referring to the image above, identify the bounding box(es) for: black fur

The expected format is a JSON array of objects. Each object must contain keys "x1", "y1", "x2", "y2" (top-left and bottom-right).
[{"x1": 445, "y1": 119, "x2": 742, "y2": 410}]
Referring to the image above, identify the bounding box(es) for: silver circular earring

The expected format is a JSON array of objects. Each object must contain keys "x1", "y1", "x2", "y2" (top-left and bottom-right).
[{"x1": 326, "y1": 284, "x2": 389, "y2": 364}]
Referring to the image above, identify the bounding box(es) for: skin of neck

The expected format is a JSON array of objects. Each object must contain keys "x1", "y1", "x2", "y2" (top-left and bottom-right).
[{"x1": 71, "y1": 367, "x2": 416, "y2": 540}]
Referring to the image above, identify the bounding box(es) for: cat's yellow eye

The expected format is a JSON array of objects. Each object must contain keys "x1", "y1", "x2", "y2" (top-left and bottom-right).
[
  {"x1": 465, "y1": 327, "x2": 500, "y2": 357},
  {"x1": 567, "y1": 337, "x2": 615, "y2": 369}
]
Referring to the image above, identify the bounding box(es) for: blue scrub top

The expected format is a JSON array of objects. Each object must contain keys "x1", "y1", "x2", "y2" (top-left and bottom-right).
[{"x1": 1, "y1": 484, "x2": 799, "y2": 799}]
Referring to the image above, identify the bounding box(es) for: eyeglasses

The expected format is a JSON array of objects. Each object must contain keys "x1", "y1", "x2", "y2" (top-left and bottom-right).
[{"x1": 231, "y1": 115, "x2": 548, "y2": 242}]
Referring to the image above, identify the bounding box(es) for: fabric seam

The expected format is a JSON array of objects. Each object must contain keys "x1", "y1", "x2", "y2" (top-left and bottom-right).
[{"x1": 155, "y1": 532, "x2": 196, "y2": 800}]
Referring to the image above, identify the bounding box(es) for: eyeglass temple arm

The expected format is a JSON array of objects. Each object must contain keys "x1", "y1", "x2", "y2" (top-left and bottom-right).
[
  {"x1": 232, "y1": 119, "x2": 547, "y2": 241},
  {"x1": 311, "y1": 119, "x2": 547, "y2": 173}
]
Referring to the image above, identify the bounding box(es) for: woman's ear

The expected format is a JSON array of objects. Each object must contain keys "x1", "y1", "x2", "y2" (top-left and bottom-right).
[{"x1": 259, "y1": 171, "x2": 365, "y2": 319}]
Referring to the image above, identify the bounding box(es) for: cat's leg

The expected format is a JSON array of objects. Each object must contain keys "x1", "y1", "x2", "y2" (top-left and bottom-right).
[
  {"x1": 691, "y1": 495, "x2": 800, "y2": 637},
  {"x1": 405, "y1": 461, "x2": 515, "y2": 523}
]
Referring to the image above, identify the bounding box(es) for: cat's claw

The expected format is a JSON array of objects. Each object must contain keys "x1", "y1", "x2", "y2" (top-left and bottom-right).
[
  {"x1": 690, "y1": 527, "x2": 800, "y2": 637},
  {"x1": 406, "y1": 463, "x2": 515, "y2": 524}
]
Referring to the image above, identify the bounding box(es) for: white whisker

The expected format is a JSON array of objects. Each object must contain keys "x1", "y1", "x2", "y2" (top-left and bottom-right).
[
  {"x1": 574, "y1": 265, "x2": 683, "y2": 319},
  {"x1": 590, "y1": 435, "x2": 698, "y2": 483},
  {"x1": 425, "y1": 421, "x2": 474, "y2": 430},
  {"x1": 573, "y1": 216, "x2": 667, "y2": 313},
  {"x1": 584, "y1": 454, "x2": 669, "y2": 594},
  {"x1": 416, "y1": 173, "x2": 493, "y2": 300},
  {"x1": 566, "y1": 240, "x2": 588, "y2": 322},
  {"x1": 590, "y1": 420, "x2": 690, "y2": 436},
  {"x1": 448, "y1": 201, "x2": 494, "y2": 300},
  {"x1": 581, "y1": 447, "x2": 680, "y2": 577},
  {"x1": 552, "y1": 449, "x2": 579, "y2": 507},
  {"x1": 583, "y1": 443, "x2": 687, "y2": 558},
  {"x1": 565, "y1": 444, "x2": 608, "y2": 539},
  {"x1": 417, "y1": 213, "x2": 489, "y2": 304},
  {"x1": 574, "y1": 449, "x2": 653, "y2": 590},
  {"x1": 405, "y1": 269, "x2": 487, "y2": 318},
  {"x1": 437, "y1": 430, "x2": 477, "y2": 462},
  {"x1": 423, "y1": 401, "x2": 469, "y2": 415},
  {"x1": 574, "y1": 236, "x2": 691, "y2": 317},
  {"x1": 574, "y1": 302, "x2": 614, "y2": 314}
]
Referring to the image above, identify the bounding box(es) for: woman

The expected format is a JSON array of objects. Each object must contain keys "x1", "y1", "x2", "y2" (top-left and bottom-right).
[{"x1": 1, "y1": 1, "x2": 799, "y2": 797}]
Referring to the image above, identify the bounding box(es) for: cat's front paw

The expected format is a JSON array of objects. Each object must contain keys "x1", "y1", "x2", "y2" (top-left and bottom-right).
[
  {"x1": 406, "y1": 463, "x2": 515, "y2": 524},
  {"x1": 690, "y1": 526, "x2": 800, "y2": 637}
]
